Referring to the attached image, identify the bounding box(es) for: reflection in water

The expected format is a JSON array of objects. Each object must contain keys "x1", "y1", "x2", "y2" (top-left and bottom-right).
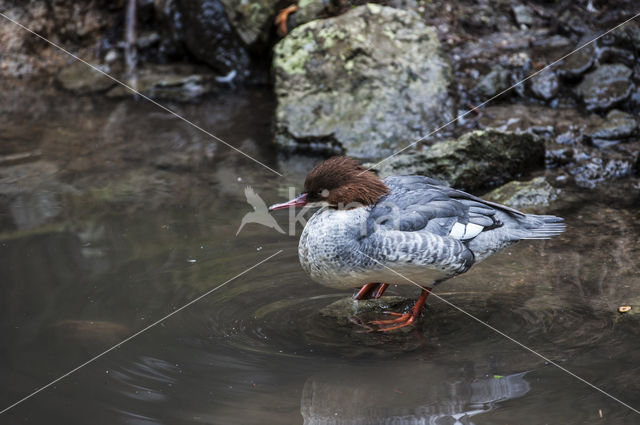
[{"x1": 301, "y1": 367, "x2": 530, "y2": 425}]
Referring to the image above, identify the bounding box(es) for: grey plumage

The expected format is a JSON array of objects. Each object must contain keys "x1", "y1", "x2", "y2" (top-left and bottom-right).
[{"x1": 298, "y1": 175, "x2": 564, "y2": 289}]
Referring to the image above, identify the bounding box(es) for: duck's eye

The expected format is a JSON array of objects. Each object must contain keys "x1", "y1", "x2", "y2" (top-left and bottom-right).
[{"x1": 320, "y1": 189, "x2": 330, "y2": 198}]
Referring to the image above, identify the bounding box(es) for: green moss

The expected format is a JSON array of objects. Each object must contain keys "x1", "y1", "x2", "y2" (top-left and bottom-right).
[
  {"x1": 344, "y1": 59, "x2": 354, "y2": 71},
  {"x1": 318, "y1": 26, "x2": 346, "y2": 49},
  {"x1": 274, "y1": 28, "x2": 316, "y2": 75}
]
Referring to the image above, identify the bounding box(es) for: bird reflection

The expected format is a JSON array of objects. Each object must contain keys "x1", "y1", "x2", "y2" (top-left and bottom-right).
[{"x1": 301, "y1": 365, "x2": 530, "y2": 425}]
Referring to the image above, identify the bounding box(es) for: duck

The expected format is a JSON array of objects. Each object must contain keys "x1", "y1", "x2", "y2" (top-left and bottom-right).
[{"x1": 269, "y1": 156, "x2": 565, "y2": 331}]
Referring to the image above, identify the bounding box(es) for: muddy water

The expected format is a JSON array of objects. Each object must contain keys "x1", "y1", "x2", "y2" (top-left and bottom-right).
[{"x1": 1, "y1": 89, "x2": 639, "y2": 424}]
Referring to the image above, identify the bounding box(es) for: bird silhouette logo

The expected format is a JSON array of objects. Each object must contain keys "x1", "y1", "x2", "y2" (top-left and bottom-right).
[{"x1": 236, "y1": 186, "x2": 285, "y2": 235}]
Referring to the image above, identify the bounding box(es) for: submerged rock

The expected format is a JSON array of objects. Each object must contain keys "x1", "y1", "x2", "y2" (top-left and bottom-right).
[
  {"x1": 575, "y1": 64, "x2": 633, "y2": 111},
  {"x1": 375, "y1": 129, "x2": 546, "y2": 192},
  {"x1": 176, "y1": 0, "x2": 250, "y2": 79},
  {"x1": 273, "y1": 4, "x2": 453, "y2": 159},
  {"x1": 320, "y1": 296, "x2": 413, "y2": 327},
  {"x1": 105, "y1": 64, "x2": 217, "y2": 100},
  {"x1": 57, "y1": 60, "x2": 116, "y2": 93},
  {"x1": 483, "y1": 177, "x2": 561, "y2": 211}
]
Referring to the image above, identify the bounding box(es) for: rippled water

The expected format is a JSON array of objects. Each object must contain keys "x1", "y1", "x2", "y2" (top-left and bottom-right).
[{"x1": 1, "y1": 88, "x2": 639, "y2": 424}]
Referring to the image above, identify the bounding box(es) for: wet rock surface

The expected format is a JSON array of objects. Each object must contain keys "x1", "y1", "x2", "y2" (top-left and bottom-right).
[
  {"x1": 375, "y1": 129, "x2": 545, "y2": 192},
  {"x1": 273, "y1": 4, "x2": 453, "y2": 159},
  {"x1": 105, "y1": 63, "x2": 219, "y2": 100},
  {"x1": 483, "y1": 177, "x2": 561, "y2": 211},
  {"x1": 473, "y1": 65, "x2": 510, "y2": 98},
  {"x1": 575, "y1": 63, "x2": 633, "y2": 111},
  {"x1": 218, "y1": 0, "x2": 279, "y2": 47},
  {"x1": 529, "y1": 71, "x2": 559, "y2": 101},
  {"x1": 56, "y1": 61, "x2": 117, "y2": 93},
  {"x1": 586, "y1": 109, "x2": 638, "y2": 144},
  {"x1": 176, "y1": 0, "x2": 250, "y2": 79}
]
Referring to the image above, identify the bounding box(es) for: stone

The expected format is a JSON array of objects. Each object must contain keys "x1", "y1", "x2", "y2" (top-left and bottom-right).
[
  {"x1": 105, "y1": 64, "x2": 216, "y2": 101},
  {"x1": 569, "y1": 147, "x2": 639, "y2": 189},
  {"x1": 483, "y1": 177, "x2": 561, "y2": 211},
  {"x1": 586, "y1": 109, "x2": 638, "y2": 143},
  {"x1": 529, "y1": 71, "x2": 559, "y2": 100},
  {"x1": 319, "y1": 296, "x2": 413, "y2": 327},
  {"x1": 512, "y1": 4, "x2": 535, "y2": 27},
  {"x1": 273, "y1": 4, "x2": 453, "y2": 159},
  {"x1": 57, "y1": 60, "x2": 116, "y2": 93},
  {"x1": 473, "y1": 65, "x2": 511, "y2": 98},
  {"x1": 294, "y1": 0, "x2": 331, "y2": 27},
  {"x1": 575, "y1": 63, "x2": 633, "y2": 111},
  {"x1": 557, "y1": 43, "x2": 594, "y2": 78},
  {"x1": 374, "y1": 129, "x2": 546, "y2": 192},
  {"x1": 219, "y1": 0, "x2": 279, "y2": 47},
  {"x1": 176, "y1": 0, "x2": 250, "y2": 79}
]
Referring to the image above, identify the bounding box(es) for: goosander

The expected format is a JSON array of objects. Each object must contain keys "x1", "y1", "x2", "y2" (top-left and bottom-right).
[{"x1": 269, "y1": 157, "x2": 565, "y2": 331}]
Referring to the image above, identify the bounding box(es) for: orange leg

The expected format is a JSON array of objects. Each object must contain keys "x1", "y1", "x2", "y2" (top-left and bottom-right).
[
  {"x1": 373, "y1": 283, "x2": 389, "y2": 299},
  {"x1": 353, "y1": 282, "x2": 379, "y2": 300},
  {"x1": 370, "y1": 287, "x2": 431, "y2": 331},
  {"x1": 275, "y1": 5, "x2": 298, "y2": 37}
]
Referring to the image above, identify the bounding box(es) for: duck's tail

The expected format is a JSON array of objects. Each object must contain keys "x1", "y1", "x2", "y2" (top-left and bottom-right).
[{"x1": 515, "y1": 214, "x2": 566, "y2": 240}]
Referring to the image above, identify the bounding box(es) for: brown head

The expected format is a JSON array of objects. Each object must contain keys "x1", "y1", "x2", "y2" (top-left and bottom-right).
[{"x1": 269, "y1": 156, "x2": 389, "y2": 210}]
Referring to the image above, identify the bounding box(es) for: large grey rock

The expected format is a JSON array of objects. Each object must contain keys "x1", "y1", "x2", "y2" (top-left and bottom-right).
[
  {"x1": 483, "y1": 177, "x2": 561, "y2": 211},
  {"x1": 375, "y1": 129, "x2": 546, "y2": 192},
  {"x1": 273, "y1": 4, "x2": 453, "y2": 159},
  {"x1": 576, "y1": 63, "x2": 633, "y2": 111},
  {"x1": 176, "y1": 0, "x2": 250, "y2": 79}
]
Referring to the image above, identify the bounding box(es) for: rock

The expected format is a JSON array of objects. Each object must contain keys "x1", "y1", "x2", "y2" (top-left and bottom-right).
[
  {"x1": 56, "y1": 60, "x2": 116, "y2": 93},
  {"x1": 575, "y1": 64, "x2": 633, "y2": 111},
  {"x1": 293, "y1": 0, "x2": 331, "y2": 27},
  {"x1": 473, "y1": 65, "x2": 510, "y2": 98},
  {"x1": 105, "y1": 64, "x2": 216, "y2": 100},
  {"x1": 511, "y1": 4, "x2": 535, "y2": 27},
  {"x1": 483, "y1": 177, "x2": 561, "y2": 211},
  {"x1": 569, "y1": 147, "x2": 639, "y2": 189},
  {"x1": 219, "y1": 0, "x2": 279, "y2": 47},
  {"x1": 320, "y1": 296, "x2": 413, "y2": 327},
  {"x1": 0, "y1": 1, "x2": 115, "y2": 79},
  {"x1": 176, "y1": 0, "x2": 250, "y2": 79},
  {"x1": 557, "y1": 43, "x2": 594, "y2": 78},
  {"x1": 273, "y1": 4, "x2": 453, "y2": 159},
  {"x1": 529, "y1": 71, "x2": 559, "y2": 100},
  {"x1": 375, "y1": 129, "x2": 546, "y2": 192},
  {"x1": 586, "y1": 109, "x2": 638, "y2": 144}
]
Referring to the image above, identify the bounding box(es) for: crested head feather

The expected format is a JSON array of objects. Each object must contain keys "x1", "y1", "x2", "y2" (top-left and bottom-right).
[{"x1": 304, "y1": 156, "x2": 389, "y2": 208}]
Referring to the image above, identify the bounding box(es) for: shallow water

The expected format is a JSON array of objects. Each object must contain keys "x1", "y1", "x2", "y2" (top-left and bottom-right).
[{"x1": 1, "y1": 89, "x2": 640, "y2": 424}]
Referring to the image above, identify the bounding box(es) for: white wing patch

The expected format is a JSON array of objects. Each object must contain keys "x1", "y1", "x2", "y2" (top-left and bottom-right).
[{"x1": 449, "y1": 222, "x2": 484, "y2": 240}]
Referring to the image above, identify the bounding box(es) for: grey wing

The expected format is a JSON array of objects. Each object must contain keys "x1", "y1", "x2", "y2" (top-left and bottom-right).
[
  {"x1": 369, "y1": 175, "x2": 499, "y2": 240},
  {"x1": 374, "y1": 175, "x2": 564, "y2": 242}
]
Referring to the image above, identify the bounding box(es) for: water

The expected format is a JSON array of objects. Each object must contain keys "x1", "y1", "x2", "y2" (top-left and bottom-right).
[{"x1": 1, "y1": 87, "x2": 639, "y2": 424}]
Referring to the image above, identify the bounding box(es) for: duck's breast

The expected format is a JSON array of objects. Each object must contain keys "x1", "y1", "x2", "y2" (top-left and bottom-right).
[{"x1": 298, "y1": 208, "x2": 372, "y2": 288}]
